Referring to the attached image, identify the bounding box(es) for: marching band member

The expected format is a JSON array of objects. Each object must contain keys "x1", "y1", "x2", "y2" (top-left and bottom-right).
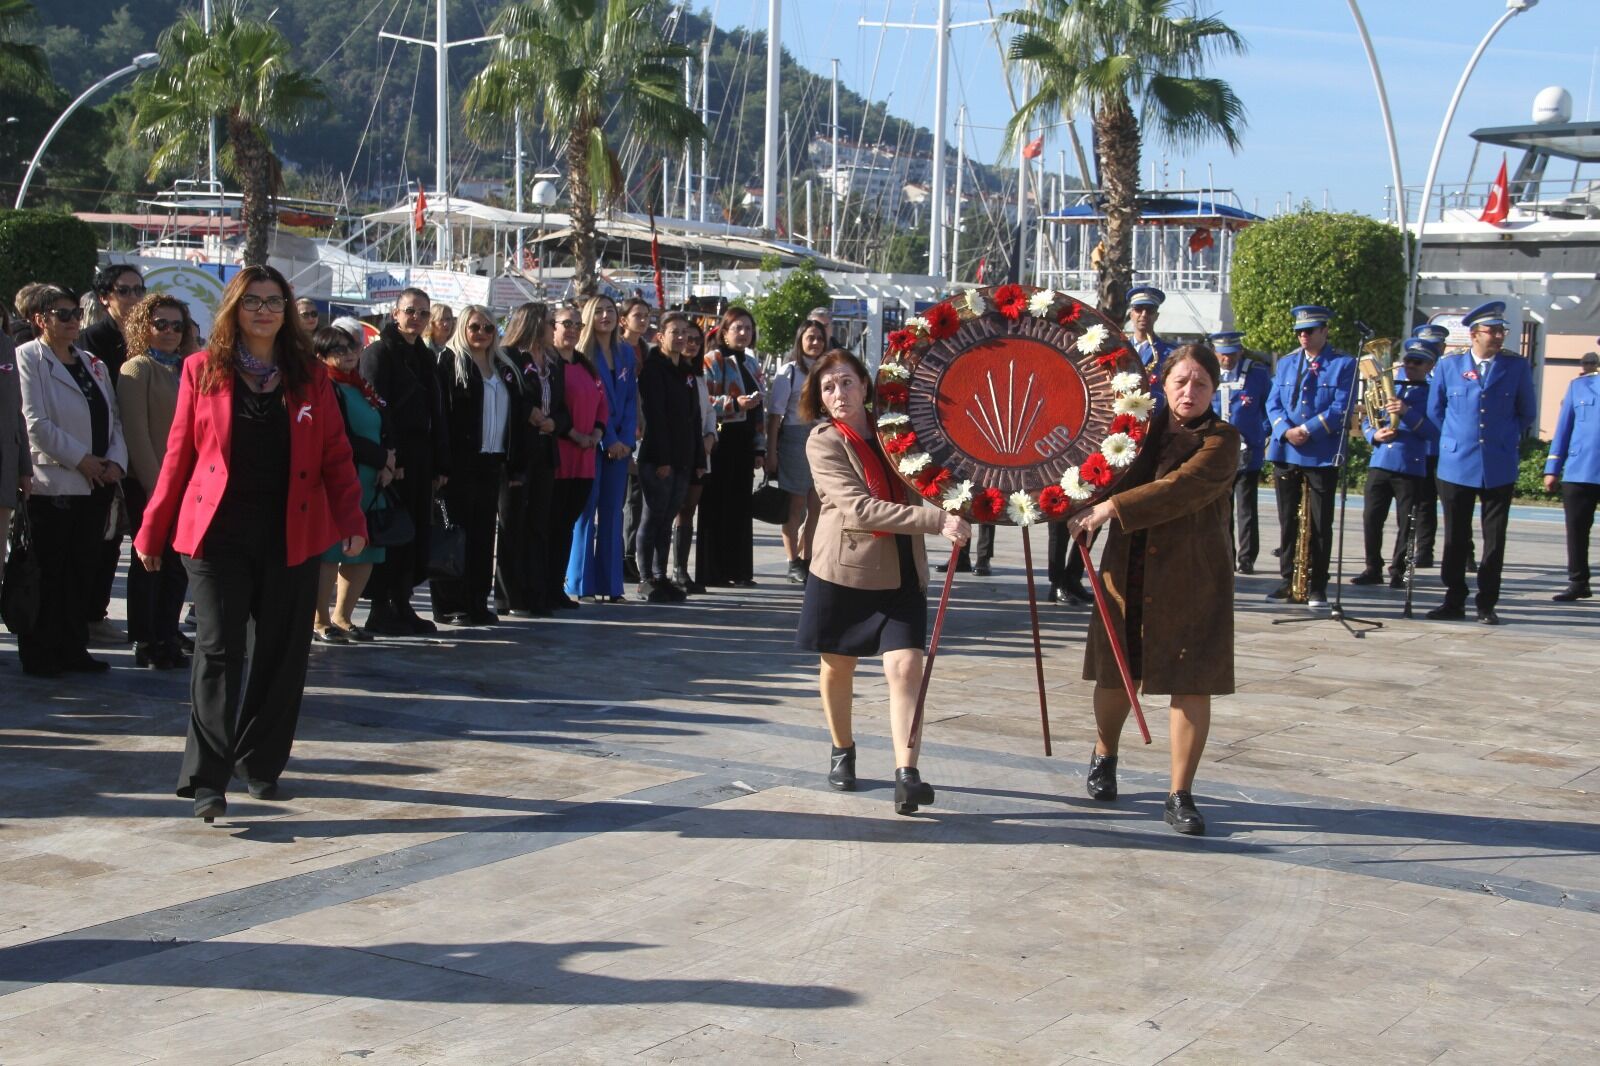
[
  {"x1": 1426, "y1": 301, "x2": 1535, "y2": 625},
  {"x1": 1352, "y1": 340, "x2": 1439, "y2": 587},
  {"x1": 1127, "y1": 285, "x2": 1173, "y2": 385},
  {"x1": 1067, "y1": 344, "x2": 1241, "y2": 836},
  {"x1": 1544, "y1": 362, "x2": 1600, "y2": 602},
  {"x1": 1265, "y1": 305, "x2": 1355, "y2": 608},
  {"x1": 1209, "y1": 331, "x2": 1270, "y2": 574},
  {"x1": 1409, "y1": 323, "x2": 1449, "y2": 566}
]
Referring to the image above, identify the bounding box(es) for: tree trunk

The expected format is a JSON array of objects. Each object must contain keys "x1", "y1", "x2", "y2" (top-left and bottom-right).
[
  {"x1": 567, "y1": 124, "x2": 598, "y2": 297},
  {"x1": 1094, "y1": 97, "x2": 1140, "y2": 324},
  {"x1": 230, "y1": 116, "x2": 273, "y2": 268}
]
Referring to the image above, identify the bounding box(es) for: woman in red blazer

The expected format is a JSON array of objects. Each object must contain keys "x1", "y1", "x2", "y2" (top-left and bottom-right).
[{"x1": 135, "y1": 265, "x2": 367, "y2": 821}]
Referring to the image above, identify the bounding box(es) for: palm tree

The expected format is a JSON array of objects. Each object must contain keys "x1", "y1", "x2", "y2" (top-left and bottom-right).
[
  {"x1": 133, "y1": 9, "x2": 324, "y2": 267},
  {"x1": 1003, "y1": 0, "x2": 1246, "y2": 321},
  {"x1": 463, "y1": 0, "x2": 706, "y2": 296},
  {"x1": 0, "y1": 0, "x2": 49, "y2": 91}
]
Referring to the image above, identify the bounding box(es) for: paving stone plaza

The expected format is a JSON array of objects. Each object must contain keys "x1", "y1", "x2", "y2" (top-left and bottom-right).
[{"x1": 0, "y1": 498, "x2": 1596, "y2": 1065}]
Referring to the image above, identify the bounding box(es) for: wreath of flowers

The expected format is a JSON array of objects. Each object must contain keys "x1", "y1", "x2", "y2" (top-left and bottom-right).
[{"x1": 873, "y1": 285, "x2": 1154, "y2": 525}]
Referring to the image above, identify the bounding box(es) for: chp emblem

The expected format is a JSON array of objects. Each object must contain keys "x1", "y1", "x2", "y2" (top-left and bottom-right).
[{"x1": 876, "y1": 283, "x2": 1154, "y2": 525}]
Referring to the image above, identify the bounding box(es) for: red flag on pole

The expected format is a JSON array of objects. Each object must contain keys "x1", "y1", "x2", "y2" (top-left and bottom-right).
[
  {"x1": 1022, "y1": 135, "x2": 1044, "y2": 160},
  {"x1": 647, "y1": 210, "x2": 666, "y2": 309},
  {"x1": 413, "y1": 183, "x2": 428, "y2": 233},
  {"x1": 975, "y1": 256, "x2": 987, "y2": 284},
  {"x1": 1479, "y1": 156, "x2": 1510, "y2": 225}
]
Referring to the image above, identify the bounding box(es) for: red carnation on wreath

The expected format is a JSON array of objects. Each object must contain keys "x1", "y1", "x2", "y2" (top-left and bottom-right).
[
  {"x1": 877, "y1": 381, "x2": 909, "y2": 407},
  {"x1": 1037, "y1": 484, "x2": 1070, "y2": 519},
  {"x1": 993, "y1": 283, "x2": 1027, "y2": 321},
  {"x1": 1095, "y1": 348, "x2": 1130, "y2": 372},
  {"x1": 1109, "y1": 413, "x2": 1146, "y2": 441},
  {"x1": 883, "y1": 430, "x2": 917, "y2": 455},
  {"x1": 913, "y1": 465, "x2": 951, "y2": 499},
  {"x1": 969, "y1": 486, "x2": 1005, "y2": 523},
  {"x1": 887, "y1": 329, "x2": 918, "y2": 354},
  {"x1": 1080, "y1": 453, "x2": 1114, "y2": 487},
  {"x1": 1056, "y1": 302, "x2": 1082, "y2": 327},
  {"x1": 924, "y1": 302, "x2": 960, "y2": 341}
]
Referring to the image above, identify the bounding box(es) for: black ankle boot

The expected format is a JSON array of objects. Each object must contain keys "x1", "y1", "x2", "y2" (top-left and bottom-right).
[
  {"x1": 828, "y1": 745, "x2": 857, "y2": 791},
  {"x1": 193, "y1": 788, "x2": 226, "y2": 823},
  {"x1": 893, "y1": 767, "x2": 934, "y2": 815},
  {"x1": 1164, "y1": 790, "x2": 1205, "y2": 835},
  {"x1": 1087, "y1": 751, "x2": 1118, "y2": 801}
]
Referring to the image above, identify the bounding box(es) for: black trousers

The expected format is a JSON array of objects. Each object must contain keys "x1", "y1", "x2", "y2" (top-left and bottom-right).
[
  {"x1": 367, "y1": 440, "x2": 434, "y2": 615},
  {"x1": 19, "y1": 491, "x2": 111, "y2": 673},
  {"x1": 498, "y1": 458, "x2": 555, "y2": 612},
  {"x1": 697, "y1": 419, "x2": 756, "y2": 585},
  {"x1": 622, "y1": 467, "x2": 643, "y2": 572},
  {"x1": 432, "y1": 453, "x2": 503, "y2": 617},
  {"x1": 1437, "y1": 479, "x2": 1514, "y2": 611},
  {"x1": 178, "y1": 553, "x2": 318, "y2": 796},
  {"x1": 1415, "y1": 457, "x2": 1439, "y2": 560},
  {"x1": 1561, "y1": 481, "x2": 1599, "y2": 588},
  {"x1": 1274, "y1": 464, "x2": 1338, "y2": 593},
  {"x1": 1361, "y1": 468, "x2": 1422, "y2": 575},
  {"x1": 1046, "y1": 522, "x2": 1086, "y2": 589},
  {"x1": 124, "y1": 479, "x2": 188, "y2": 645},
  {"x1": 1233, "y1": 469, "x2": 1261, "y2": 568},
  {"x1": 954, "y1": 523, "x2": 996, "y2": 569},
  {"x1": 549, "y1": 476, "x2": 594, "y2": 604},
  {"x1": 89, "y1": 530, "x2": 122, "y2": 623}
]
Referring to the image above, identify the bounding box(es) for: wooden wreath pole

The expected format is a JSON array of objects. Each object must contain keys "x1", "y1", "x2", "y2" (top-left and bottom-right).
[
  {"x1": 1077, "y1": 536, "x2": 1152, "y2": 744},
  {"x1": 909, "y1": 543, "x2": 962, "y2": 749},
  {"x1": 1019, "y1": 526, "x2": 1053, "y2": 756}
]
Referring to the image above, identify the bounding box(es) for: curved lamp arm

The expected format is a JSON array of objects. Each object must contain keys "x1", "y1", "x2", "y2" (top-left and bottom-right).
[{"x1": 14, "y1": 52, "x2": 158, "y2": 210}]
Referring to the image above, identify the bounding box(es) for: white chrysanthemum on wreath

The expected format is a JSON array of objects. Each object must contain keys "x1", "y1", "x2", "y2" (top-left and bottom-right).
[
  {"x1": 1006, "y1": 490, "x2": 1040, "y2": 527},
  {"x1": 1101, "y1": 433, "x2": 1137, "y2": 468},
  {"x1": 1110, "y1": 371, "x2": 1142, "y2": 395},
  {"x1": 905, "y1": 316, "x2": 929, "y2": 336},
  {"x1": 1077, "y1": 323, "x2": 1110, "y2": 354},
  {"x1": 1060, "y1": 466, "x2": 1093, "y2": 501},
  {"x1": 1027, "y1": 290, "x2": 1057, "y2": 318},
  {"x1": 1113, "y1": 391, "x2": 1154, "y2": 421},
  {"x1": 898, "y1": 452, "x2": 931, "y2": 476},
  {"x1": 962, "y1": 290, "x2": 990, "y2": 317},
  {"x1": 878, "y1": 361, "x2": 910, "y2": 382},
  {"x1": 941, "y1": 479, "x2": 973, "y2": 513},
  {"x1": 877, "y1": 412, "x2": 910, "y2": 429}
]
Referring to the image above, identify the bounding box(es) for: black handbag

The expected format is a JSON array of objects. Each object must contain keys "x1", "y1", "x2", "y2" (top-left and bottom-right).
[
  {"x1": 427, "y1": 497, "x2": 466, "y2": 581},
  {"x1": 752, "y1": 474, "x2": 789, "y2": 525},
  {"x1": 1, "y1": 504, "x2": 42, "y2": 636},
  {"x1": 364, "y1": 486, "x2": 415, "y2": 548}
]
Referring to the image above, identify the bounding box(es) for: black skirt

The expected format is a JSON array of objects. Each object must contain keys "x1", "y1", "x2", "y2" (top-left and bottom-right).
[{"x1": 796, "y1": 535, "x2": 926, "y2": 657}]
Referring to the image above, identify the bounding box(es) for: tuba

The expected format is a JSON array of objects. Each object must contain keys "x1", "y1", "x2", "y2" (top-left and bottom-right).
[{"x1": 1358, "y1": 339, "x2": 1399, "y2": 433}]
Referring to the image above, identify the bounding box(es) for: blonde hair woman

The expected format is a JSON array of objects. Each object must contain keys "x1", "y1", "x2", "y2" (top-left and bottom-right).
[{"x1": 566, "y1": 294, "x2": 637, "y2": 602}]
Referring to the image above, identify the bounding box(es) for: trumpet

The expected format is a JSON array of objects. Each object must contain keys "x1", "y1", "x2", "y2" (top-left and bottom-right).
[{"x1": 1358, "y1": 339, "x2": 1399, "y2": 434}]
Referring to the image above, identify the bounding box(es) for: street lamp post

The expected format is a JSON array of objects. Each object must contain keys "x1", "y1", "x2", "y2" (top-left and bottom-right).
[
  {"x1": 1345, "y1": 1, "x2": 1407, "y2": 280},
  {"x1": 1405, "y1": 0, "x2": 1539, "y2": 329},
  {"x1": 15, "y1": 53, "x2": 159, "y2": 209}
]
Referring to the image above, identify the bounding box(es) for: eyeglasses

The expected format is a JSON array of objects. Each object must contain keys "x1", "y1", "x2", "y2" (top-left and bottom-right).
[
  {"x1": 396, "y1": 305, "x2": 428, "y2": 317},
  {"x1": 44, "y1": 306, "x2": 84, "y2": 323},
  {"x1": 239, "y1": 295, "x2": 287, "y2": 313},
  {"x1": 112, "y1": 284, "x2": 146, "y2": 298},
  {"x1": 151, "y1": 317, "x2": 183, "y2": 333}
]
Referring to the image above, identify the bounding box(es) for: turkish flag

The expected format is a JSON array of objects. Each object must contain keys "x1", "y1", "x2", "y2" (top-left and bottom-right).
[
  {"x1": 413, "y1": 183, "x2": 428, "y2": 232},
  {"x1": 1022, "y1": 135, "x2": 1044, "y2": 160},
  {"x1": 1479, "y1": 156, "x2": 1509, "y2": 225},
  {"x1": 1188, "y1": 226, "x2": 1214, "y2": 254}
]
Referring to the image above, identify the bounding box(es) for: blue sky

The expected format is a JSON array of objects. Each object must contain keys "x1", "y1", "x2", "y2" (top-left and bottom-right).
[{"x1": 720, "y1": 0, "x2": 1600, "y2": 219}]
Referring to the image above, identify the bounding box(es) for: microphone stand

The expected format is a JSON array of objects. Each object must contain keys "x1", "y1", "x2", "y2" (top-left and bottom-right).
[{"x1": 1273, "y1": 353, "x2": 1384, "y2": 638}]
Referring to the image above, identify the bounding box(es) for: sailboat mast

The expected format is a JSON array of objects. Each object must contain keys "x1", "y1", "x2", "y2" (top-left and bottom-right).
[
  {"x1": 763, "y1": 0, "x2": 781, "y2": 231},
  {"x1": 829, "y1": 58, "x2": 840, "y2": 259},
  {"x1": 928, "y1": 0, "x2": 950, "y2": 277},
  {"x1": 952, "y1": 104, "x2": 966, "y2": 281},
  {"x1": 435, "y1": 0, "x2": 451, "y2": 263}
]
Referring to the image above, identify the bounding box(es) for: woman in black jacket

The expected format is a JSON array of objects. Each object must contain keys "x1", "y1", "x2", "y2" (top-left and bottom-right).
[
  {"x1": 635, "y1": 312, "x2": 704, "y2": 602},
  {"x1": 432, "y1": 305, "x2": 526, "y2": 625},
  {"x1": 498, "y1": 302, "x2": 569, "y2": 615}
]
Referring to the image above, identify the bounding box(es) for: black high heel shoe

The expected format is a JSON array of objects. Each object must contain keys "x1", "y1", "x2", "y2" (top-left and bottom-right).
[
  {"x1": 1164, "y1": 790, "x2": 1205, "y2": 835},
  {"x1": 893, "y1": 767, "x2": 934, "y2": 816},
  {"x1": 1087, "y1": 751, "x2": 1118, "y2": 801},
  {"x1": 828, "y1": 745, "x2": 856, "y2": 791}
]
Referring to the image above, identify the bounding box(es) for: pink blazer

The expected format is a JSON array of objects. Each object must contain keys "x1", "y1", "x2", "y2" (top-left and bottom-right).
[
  {"x1": 134, "y1": 353, "x2": 367, "y2": 566},
  {"x1": 556, "y1": 359, "x2": 609, "y2": 479}
]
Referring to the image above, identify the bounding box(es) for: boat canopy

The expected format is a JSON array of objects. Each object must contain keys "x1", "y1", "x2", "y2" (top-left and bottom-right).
[{"x1": 1044, "y1": 196, "x2": 1262, "y2": 225}]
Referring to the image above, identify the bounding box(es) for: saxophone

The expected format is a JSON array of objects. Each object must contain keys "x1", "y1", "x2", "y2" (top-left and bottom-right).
[{"x1": 1289, "y1": 476, "x2": 1312, "y2": 604}]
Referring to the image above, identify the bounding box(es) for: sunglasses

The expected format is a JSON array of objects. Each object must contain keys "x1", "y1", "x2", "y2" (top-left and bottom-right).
[
  {"x1": 322, "y1": 344, "x2": 353, "y2": 356},
  {"x1": 466, "y1": 323, "x2": 495, "y2": 334},
  {"x1": 240, "y1": 295, "x2": 286, "y2": 313},
  {"x1": 112, "y1": 284, "x2": 147, "y2": 298},
  {"x1": 554, "y1": 320, "x2": 580, "y2": 329},
  {"x1": 1295, "y1": 326, "x2": 1323, "y2": 335},
  {"x1": 151, "y1": 317, "x2": 183, "y2": 333},
  {"x1": 44, "y1": 306, "x2": 84, "y2": 323},
  {"x1": 299, "y1": 309, "x2": 319, "y2": 319}
]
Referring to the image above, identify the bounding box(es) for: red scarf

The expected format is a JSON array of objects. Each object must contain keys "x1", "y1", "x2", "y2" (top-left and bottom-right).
[
  {"x1": 329, "y1": 365, "x2": 385, "y2": 411},
  {"x1": 831, "y1": 418, "x2": 904, "y2": 534}
]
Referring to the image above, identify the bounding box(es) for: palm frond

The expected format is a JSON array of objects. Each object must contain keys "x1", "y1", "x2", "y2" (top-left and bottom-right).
[{"x1": 1145, "y1": 74, "x2": 1246, "y2": 152}]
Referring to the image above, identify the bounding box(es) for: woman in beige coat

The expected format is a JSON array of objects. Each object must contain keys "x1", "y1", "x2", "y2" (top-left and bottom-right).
[
  {"x1": 1066, "y1": 344, "x2": 1241, "y2": 836},
  {"x1": 797, "y1": 350, "x2": 970, "y2": 815}
]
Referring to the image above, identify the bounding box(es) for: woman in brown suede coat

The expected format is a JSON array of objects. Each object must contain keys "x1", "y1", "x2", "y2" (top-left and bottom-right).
[{"x1": 1066, "y1": 344, "x2": 1240, "y2": 836}]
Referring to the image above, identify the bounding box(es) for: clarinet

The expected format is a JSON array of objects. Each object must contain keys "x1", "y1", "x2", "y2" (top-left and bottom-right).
[{"x1": 1403, "y1": 496, "x2": 1419, "y2": 618}]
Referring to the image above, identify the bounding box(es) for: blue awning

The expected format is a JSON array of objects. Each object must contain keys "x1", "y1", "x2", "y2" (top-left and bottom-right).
[{"x1": 1044, "y1": 197, "x2": 1262, "y2": 223}]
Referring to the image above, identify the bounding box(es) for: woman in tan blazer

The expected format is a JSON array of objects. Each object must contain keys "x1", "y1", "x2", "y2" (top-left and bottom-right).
[
  {"x1": 797, "y1": 350, "x2": 970, "y2": 815},
  {"x1": 1066, "y1": 344, "x2": 1241, "y2": 837}
]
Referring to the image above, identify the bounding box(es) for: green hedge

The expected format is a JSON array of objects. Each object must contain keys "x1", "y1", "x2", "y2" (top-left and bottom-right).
[
  {"x1": 1232, "y1": 210, "x2": 1407, "y2": 357},
  {"x1": 739, "y1": 259, "x2": 831, "y2": 357},
  {"x1": 0, "y1": 210, "x2": 99, "y2": 309}
]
